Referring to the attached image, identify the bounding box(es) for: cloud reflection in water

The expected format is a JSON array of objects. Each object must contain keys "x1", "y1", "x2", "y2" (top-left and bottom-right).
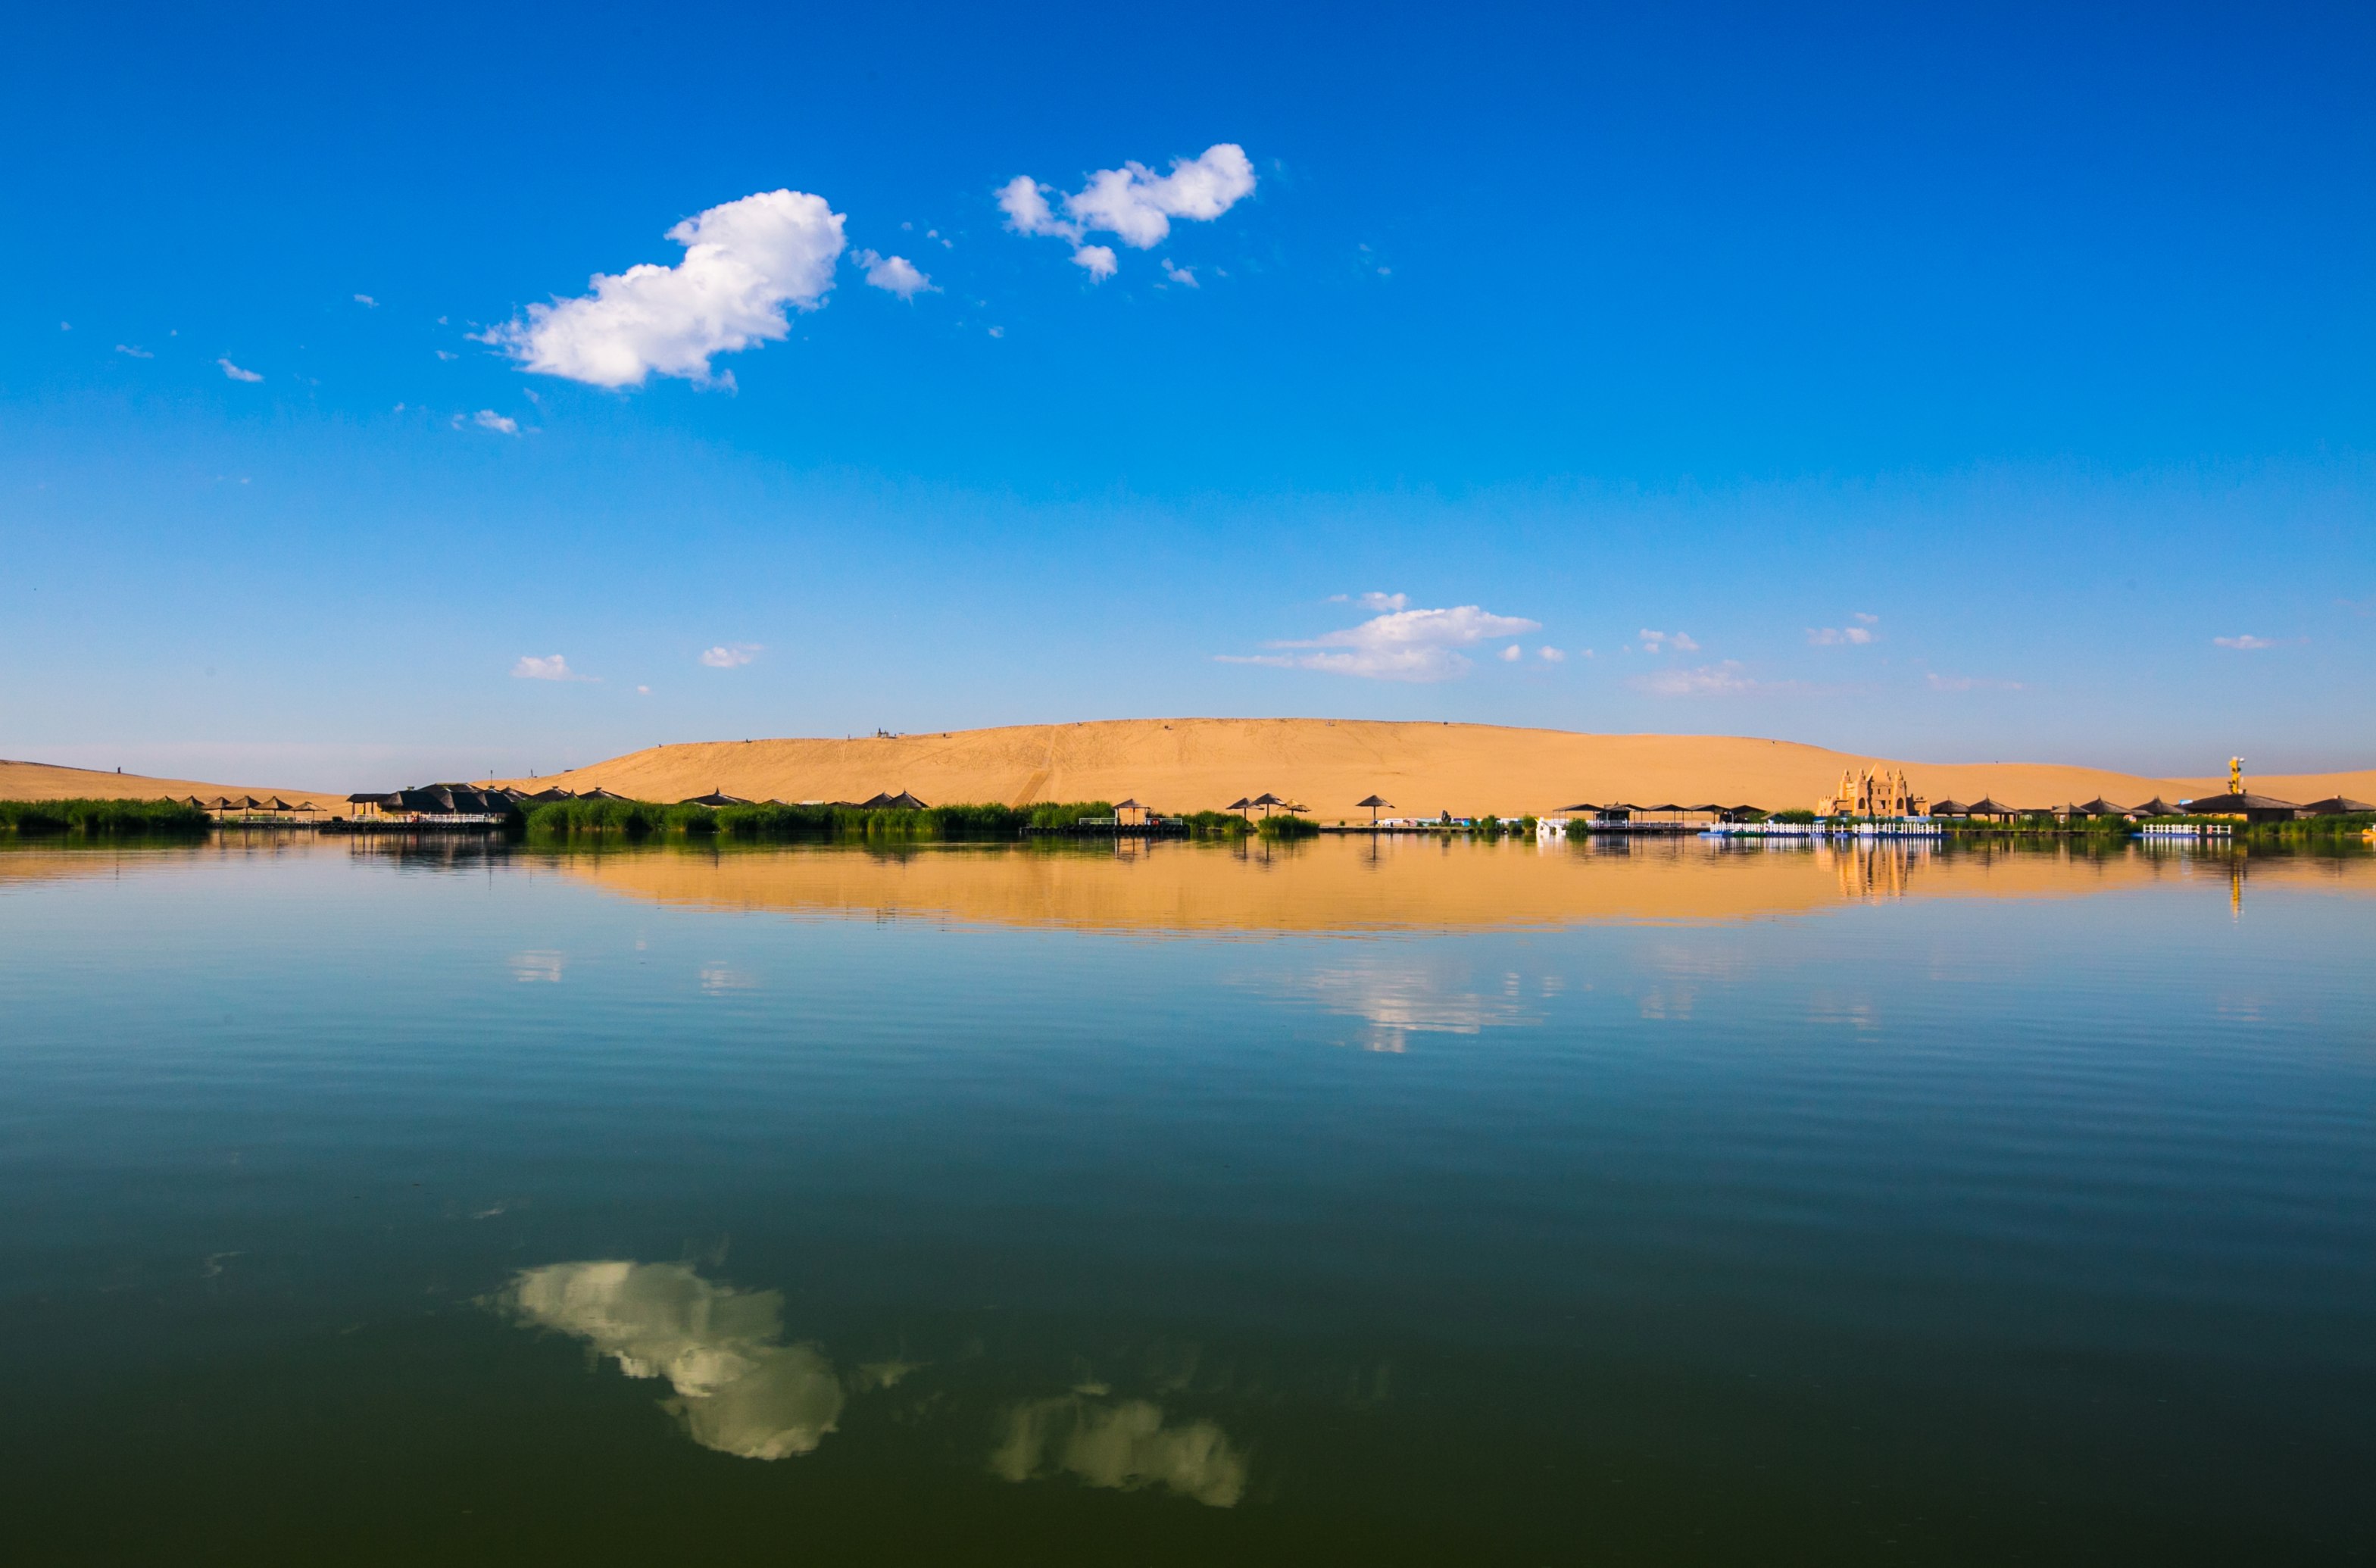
[
  {"x1": 990, "y1": 1393, "x2": 1247, "y2": 1507},
  {"x1": 501, "y1": 1260, "x2": 844, "y2": 1460}
]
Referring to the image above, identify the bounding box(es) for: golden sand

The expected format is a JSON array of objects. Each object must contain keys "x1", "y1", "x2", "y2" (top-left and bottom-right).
[
  {"x1": 0, "y1": 758, "x2": 342, "y2": 811},
  {"x1": 503, "y1": 719, "x2": 2376, "y2": 819}
]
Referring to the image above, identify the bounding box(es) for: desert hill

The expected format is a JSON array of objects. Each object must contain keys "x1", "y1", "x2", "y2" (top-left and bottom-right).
[
  {"x1": 506, "y1": 719, "x2": 2374, "y2": 819},
  {"x1": 0, "y1": 759, "x2": 342, "y2": 811}
]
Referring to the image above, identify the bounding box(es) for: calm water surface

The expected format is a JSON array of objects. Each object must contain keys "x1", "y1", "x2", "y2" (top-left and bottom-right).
[{"x1": 2, "y1": 835, "x2": 2371, "y2": 1563}]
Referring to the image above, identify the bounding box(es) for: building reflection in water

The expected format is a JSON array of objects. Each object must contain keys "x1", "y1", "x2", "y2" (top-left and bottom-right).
[
  {"x1": 501, "y1": 1260, "x2": 851, "y2": 1460},
  {"x1": 990, "y1": 1391, "x2": 1248, "y2": 1507}
]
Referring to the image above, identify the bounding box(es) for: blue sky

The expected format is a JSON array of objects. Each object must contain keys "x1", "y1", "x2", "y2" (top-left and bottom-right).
[{"x1": 4, "y1": 2, "x2": 2371, "y2": 786}]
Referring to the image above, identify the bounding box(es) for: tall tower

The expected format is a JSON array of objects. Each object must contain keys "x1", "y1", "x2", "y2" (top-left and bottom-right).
[{"x1": 2229, "y1": 756, "x2": 2244, "y2": 795}]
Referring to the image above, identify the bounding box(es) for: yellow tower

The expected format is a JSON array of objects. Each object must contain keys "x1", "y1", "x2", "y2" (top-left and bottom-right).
[{"x1": 2229, "y1": 756, "x2": 2243, "y2": 794}]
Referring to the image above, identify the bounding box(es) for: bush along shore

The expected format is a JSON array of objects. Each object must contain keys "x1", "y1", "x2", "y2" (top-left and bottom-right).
[
  {"x1": 523, "y1": 798, "x2": 1258, "y2": 842},
  {"x1": 0, "y1": 798, "x2": 213, "y2": 836}
]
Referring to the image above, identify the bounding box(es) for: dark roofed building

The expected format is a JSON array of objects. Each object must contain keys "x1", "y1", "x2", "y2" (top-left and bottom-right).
[
  {"x1": 679, "y1": 789, "x2": 751, "y2": 807},
  {"x1": 2178, "y1": 792, "x2": 2304, "y2": 824},
  {"x1": 858, "y1": 790, "x2": 929, "y2": 810},
  {"x1": 2299, "y1": 795, "x2": 2375, "y2": 815}
]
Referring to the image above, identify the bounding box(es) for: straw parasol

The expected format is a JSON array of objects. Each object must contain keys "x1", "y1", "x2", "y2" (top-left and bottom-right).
[{"x1": 1355, "y1": 794, "x2": 1394, "y2": 825}]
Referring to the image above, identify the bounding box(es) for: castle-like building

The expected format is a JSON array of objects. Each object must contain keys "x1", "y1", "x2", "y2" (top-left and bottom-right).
[{"x1": 1816, "y1": 766, "x2": 1928, "y2": 819}]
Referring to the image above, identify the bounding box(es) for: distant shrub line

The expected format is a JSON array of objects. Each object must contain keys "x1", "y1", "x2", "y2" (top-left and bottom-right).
[
  {"x1": 0, "y1": 798, "x2": 211, "y2": 836},
  {"x1": 523, "y1": 798, "x2": 1272, "y2": 842}
]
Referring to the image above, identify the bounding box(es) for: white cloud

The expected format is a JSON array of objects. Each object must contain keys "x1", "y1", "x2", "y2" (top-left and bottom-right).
[
  {"x1": 1221, "y1": 602, "x2": 1541, "y2": 682},
  {"x1": 2212, "y1": 634, "x2": 2276, "y2": 650},
  {"x1": 1498, "y1": 643, "x2": 1522, "y2": 661},
  {"x1": 855, "y1": 249, "x2": 935, "y2": 298},
  {"x1": 1637, "y1": 629, "x2": 1698, "y2": 654},
  {"x1": 501, "y1": 1261, "x2": 845, "y2": 1461},
  {"x1": 1162, "y1": 260, "x2": 1198, "y2": 288},
  {"x1": 513, "y1": 654, "x2": 592, "y2": 682},
  {"x1": 217, "y1": 358, "x2": 262, "y2": 382},
  {"x1": 473, "y1": 409, "x2": 520, "y2": 435},
  {"x1": 1538, "y1": 646, "x2": 1565, "y2": 662},
  {"x1": 1806, "y1": 626, "x2": 1874, "y2": 645},
  {"x1": 354, "y1": 293, "x2": 378, "y2": 308},
  {"x1": 1853, "y1": 611, "x2": 1879, "y2": 625},
  {"x1": 1327, "y1": 591, "x2": 1409, "y2": 611},
  {"x1": 636, "y1": 684, "x2": 651, "y2": 695},
  {"x1": 1925, "y1": 671, "x2": 2025, "y2": 692},
  {"x1": 1637, "y1": 661, "x2": 1757, "y2": 697},
  {"x1": 700, "y1": 643, "x2": 761, "y2": 668},
  {"x1": 1070, "y1": 245, "x2": 1117, "y2": 281},
  {"x1": 114, "y1": 344, "x2": 152, "y2": 358},
  {"x1": 486, "y1": 189, "x2": 846, "y2": 387},
  {"x1": 999, "y1": 144, "x2": 1254, "y2": 278}
]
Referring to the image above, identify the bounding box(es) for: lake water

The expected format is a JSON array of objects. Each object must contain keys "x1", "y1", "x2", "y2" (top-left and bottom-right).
[{"x1": 2, "y1": 834, "x2": 2371, "y2": 1563}]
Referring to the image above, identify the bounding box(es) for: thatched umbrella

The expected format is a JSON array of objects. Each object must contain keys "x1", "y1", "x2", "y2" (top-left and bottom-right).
[
  {"x1": 1250, "y1": 792, "x2": 1284, "y2": 819},
  {"x1": 1355, "y1": 794, "x2": 1393, "y2": 825},
  {"x1": 1225, "y1": 796, "x2": 1253, "y2": 819}
]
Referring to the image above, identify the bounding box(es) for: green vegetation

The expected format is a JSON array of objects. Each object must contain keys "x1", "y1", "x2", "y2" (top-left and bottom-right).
[
  {"x1": 525, "y1": 798, "x2": 1135, "y2": 842},
  {"x1": 1256, "y1": 812, "x2": 1320, "y2": 839},
  {"x1": 0, "y1": 798, "x2": 211, "y2": 836},
  {"x1": 1770, "y1": 810, "x2": 1819, "y2": 823},
  {"x1": 2242, "y1": 811, "x2": 2376, "y2": 845},
  {"x1": 1178, "y1": 811, "x2": 1254, "y2": 839}
]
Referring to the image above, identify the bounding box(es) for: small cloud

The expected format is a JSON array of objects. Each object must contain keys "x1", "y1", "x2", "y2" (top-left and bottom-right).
[
  {"x1": 1221, "y1": 602, "x2": 1541, "y2": 682},
  {"x1": 635, "y1": 685, "x2": 651, "y2": 695},
  {"x1": 354, "y1": 293, "x2": 378, "y2": 308},
  {"x1": 114, "y1": 344, "x2": 152, "y2": 358},
  {"x1": 1001, "y1": 144, "x2": 1255, "y2": 280},
  {"x1": 2338, "y1": 594, "x2": 2373, "y2": 617},
  {"x1": 1806, "y1": 626, "x2": 1875, "y2": 646},
  {"x1": 1498, "y1": 644, "x2": 1522, "y2": 662},
  {"x1": 1925, "y1": 672, "x2": 2025, "y2": 692},
  {"x1": 434, "y1": 348, "x2": 458, "y2": 361},
  {"x1": 484, "y1": 188, "x2": 846, "y2": 387},
  {"x1": 1635, "y1": 661, "x2": 1759, "y2": 698},
  {"x1": 855, "y1": 249, "x2": 935, "y2": 299},
  {"x1": 2212, "y1": 634, "x2": 2276, "y2": 651},
  {"x1": 986, "y1": 325, "x2": 1005, "y2": 338},
  {"x1": 217, "y1": 358, "x2": 263, "y2": 382},
  {"x1": 1162, "y1": 260, "x2": 1198, "y2": 288},
  {"x1": 1637, "y1": 629, "x2": 1698, "y2": 654},
  {"x1": 700, "y1": 643, "x2": 762, "y2": 668},
  {"x1": 472, "y1": 409, "x2": 520, "y2": 434},
  {"x1": 1538, "y1": 646, "x2": 1565, "y2": 662},
  {"x1": 61, "y1": 320, "x2": 71, "y2": 330},
  {"x1": 1853, "y1": 611, "x2": 1879, "y2": 625},
  {"x1": 513, "y1": 654, "x2": 593, "y2": 682}
]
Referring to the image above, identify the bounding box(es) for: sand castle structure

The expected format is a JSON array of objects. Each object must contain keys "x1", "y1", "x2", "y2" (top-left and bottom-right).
[{"x1": 1816, "y1": 766, "x2": 1928, "y2": 820}]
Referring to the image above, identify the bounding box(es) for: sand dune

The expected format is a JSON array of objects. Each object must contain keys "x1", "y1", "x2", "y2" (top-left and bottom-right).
[
  {"x1": 0, "y1": 759, "x2": 342, "y2": 811},
  {"x1": 507, "y1": 720, "x2": 2374, "y2": 819}
]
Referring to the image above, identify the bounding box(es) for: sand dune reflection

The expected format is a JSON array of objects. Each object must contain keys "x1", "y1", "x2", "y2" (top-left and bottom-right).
[
  {"x1": 990, "y1": 1392, "x2": 1248, "y2": 1507},
  {"x1": 545, "y1": 836, "x2": 2376, "y2": 937},
  {"x1": 501, "y1": 1260, "x2": 845, "y2": 1460}
]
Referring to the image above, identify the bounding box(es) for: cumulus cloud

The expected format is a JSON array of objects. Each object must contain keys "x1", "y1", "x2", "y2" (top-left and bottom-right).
[
  {"x1": 472, "y1": 409, "x2": 520, "y2": 435},
  {"x1": 855, "y1": 249, "x2": 935, "y2": 298},
  {"x1": 2212, "y1": 634, "x2": 2276, "y2": 650},
  {"x1": 1219, "y1": 601, "x2": 1541, "y2": 682},
  {"x1": 1925, "y1": 672, "x2": 2025, "y2": 692},
  {"x1": 114, "y1": 343, "x2": 152, "y2": 358},
  {"x1": 991, "y1": 1394, "x2": 1246, "y2": 1508},
  {"x1": 999, "y1": 144, "x2": 1254, "y2": 279},
  {"x1": 1538, "y1": 646, "x2": 1565, "y2": 662},
  {"x1": 217, "y1": 358, "x2": 262, "y2": 382},
  {"x1": 700, "y1": 643, "x2": 761, "y2": 668},
  {"x1": 1637, "y1": 629, "x2": 1698, "y2": 654},
  {"x1": 1070, "y1": 245, "x2": 1117, "y2": 282},
  {"x1": 512, "y1": 654, "x2": 592, "y2": 682},
  {"x1": 1162, "y1": 260, "x2": 1198, "y2": 288},
  {"x1": 1636, "y1": 661, "x2": 1758, "y2": 697},
  {"x1": 500, "y1": 1261, "x2": 845, "y2": 1460},
  {"x1": 1498, "y1": 644, "x2": 1522, "y2": 661},
  {"x1": 486, "y1": 189, "x2": 846, "y2": 387}
]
